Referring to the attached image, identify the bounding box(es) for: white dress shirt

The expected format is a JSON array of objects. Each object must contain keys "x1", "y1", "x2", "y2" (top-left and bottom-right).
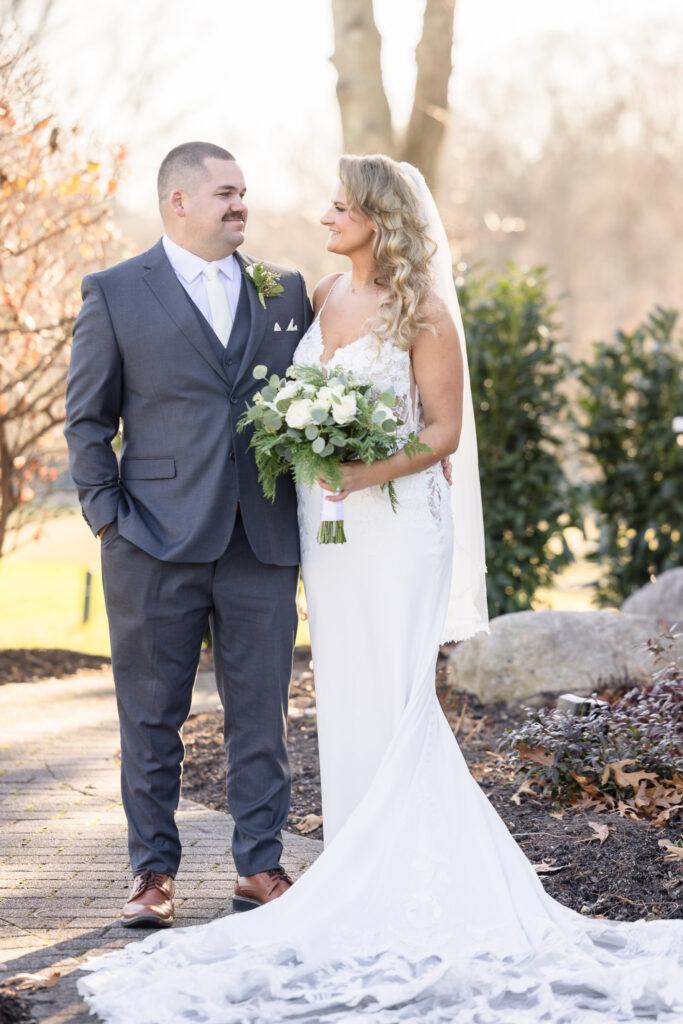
[{"x1": 162, "y1": 234, "x2": 242, "y2": 328}]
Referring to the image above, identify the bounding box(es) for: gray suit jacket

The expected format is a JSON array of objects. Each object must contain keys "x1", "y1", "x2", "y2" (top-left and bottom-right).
[{"x1": 64, "y1": 239, "x2": 311, "y2": 565}]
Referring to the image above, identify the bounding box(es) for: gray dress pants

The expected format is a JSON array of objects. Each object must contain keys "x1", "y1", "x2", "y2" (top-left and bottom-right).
[{"x1": 100, "y1": 509, "x2": 299, "y2": 877}]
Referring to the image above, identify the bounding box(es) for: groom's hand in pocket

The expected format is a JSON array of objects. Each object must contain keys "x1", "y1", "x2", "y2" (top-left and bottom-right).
[{"x1": 98, "y1": 522, "x2": 112, "y2": 539}]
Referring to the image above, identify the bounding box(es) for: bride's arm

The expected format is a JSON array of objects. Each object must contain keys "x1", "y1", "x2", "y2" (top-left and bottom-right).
[{"x1": 321, "y1": 295, "x2": 464, "y2": 500}]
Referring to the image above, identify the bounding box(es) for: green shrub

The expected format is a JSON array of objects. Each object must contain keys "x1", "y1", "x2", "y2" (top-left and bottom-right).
[
  {"x1": 500, "y1": 631, "x2": 683, "y2": 819},
  {"x1": 460, "y1": 263, "x2": 581, "y2": 617},
  {"x1": 577, "y1": 307, "x2": 683, "y2": 606}
]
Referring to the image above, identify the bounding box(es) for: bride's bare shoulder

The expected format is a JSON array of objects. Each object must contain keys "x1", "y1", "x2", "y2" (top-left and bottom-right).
[
  {"x1": 416, "y1": 290, "x2": 460, "y2": 348},
  {"x1": 312, "y1": 272, "x2": 345, "y2": 315}
]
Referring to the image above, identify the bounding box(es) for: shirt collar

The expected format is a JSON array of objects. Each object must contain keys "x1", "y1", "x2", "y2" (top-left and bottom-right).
[{"x1": 162, "y1": 234, "x2": 238, "y2": 284}]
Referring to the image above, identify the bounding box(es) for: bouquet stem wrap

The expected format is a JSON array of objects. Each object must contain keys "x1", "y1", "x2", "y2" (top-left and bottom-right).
[{"x1": 318, "y1": 486, "x2": 346, "y2": 544}]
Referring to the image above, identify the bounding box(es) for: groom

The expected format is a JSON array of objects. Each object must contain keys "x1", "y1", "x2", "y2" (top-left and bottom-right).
[{"x1": 65, "y1": 142, "x2": 311, "y2": 927}]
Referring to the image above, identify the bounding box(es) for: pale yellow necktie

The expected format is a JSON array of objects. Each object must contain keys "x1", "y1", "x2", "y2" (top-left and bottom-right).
[{"x1": 202, "y1": 263, "x2": 232, "y2": 347}]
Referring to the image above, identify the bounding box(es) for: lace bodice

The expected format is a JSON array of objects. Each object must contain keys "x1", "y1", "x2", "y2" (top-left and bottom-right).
[
  {"x1": 293, "y1": 317, "x2": 424, "y2": 441},
  {"x1": 292, "y1": 316, "x2": 453, "y2": 567}
]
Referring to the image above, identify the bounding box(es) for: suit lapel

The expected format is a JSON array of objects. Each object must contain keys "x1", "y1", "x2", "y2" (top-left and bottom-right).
[
  {"x1": 141, "y1": 240, "x2": 228, "y2": 382},
  {"x1": 234, "y1": 252, "x2": 269, "y2": 383}
]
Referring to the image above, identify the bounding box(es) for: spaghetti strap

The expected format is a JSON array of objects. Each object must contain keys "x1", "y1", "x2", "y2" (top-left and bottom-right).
[{"x1": 315, "y1": 273, "x2": 344, "y2": 321}]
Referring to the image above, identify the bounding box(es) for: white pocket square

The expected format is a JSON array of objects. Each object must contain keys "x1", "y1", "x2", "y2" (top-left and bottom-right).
[
  {"x1": 273, "y1": 322, "x2": 282, "y2": 332},
  {"x1": 286, "y1": 318, "x2": 298, "y2": 332}
]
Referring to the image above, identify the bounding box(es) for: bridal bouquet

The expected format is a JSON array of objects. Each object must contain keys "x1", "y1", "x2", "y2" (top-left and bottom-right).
[{"x1": 237, "y1": 363, "x2": 430, "y2": 543}]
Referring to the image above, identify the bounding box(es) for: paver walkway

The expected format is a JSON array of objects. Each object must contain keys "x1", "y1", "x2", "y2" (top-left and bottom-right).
[{"x1": 0, "y1": 670, "x2": 322, "y2": 1022}]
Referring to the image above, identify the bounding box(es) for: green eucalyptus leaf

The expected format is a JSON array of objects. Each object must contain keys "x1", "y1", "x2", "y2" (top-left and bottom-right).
[{"x1": 263, "y1": 410, "x2": 283, "y2": 431}]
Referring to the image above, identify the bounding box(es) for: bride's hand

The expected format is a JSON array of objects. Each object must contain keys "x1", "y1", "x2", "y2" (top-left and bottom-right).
[{"x1": 318, "y1": 462, "x2": 369, "y2": 502}]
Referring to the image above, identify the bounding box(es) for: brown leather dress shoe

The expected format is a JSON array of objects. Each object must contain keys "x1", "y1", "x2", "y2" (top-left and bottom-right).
[
  {"x1": 121, "y1": 870, "x2": 175, "y2": 928},
  {"x1": 233, "y1": 867, "x2": 293, "y2": 913}
]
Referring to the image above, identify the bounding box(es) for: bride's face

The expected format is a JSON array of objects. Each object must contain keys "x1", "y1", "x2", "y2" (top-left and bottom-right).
[{"x1": 321, "y1": 183, "x2": 376, "y2": 256}]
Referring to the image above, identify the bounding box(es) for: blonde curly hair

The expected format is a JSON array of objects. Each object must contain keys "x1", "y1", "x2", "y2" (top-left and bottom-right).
[{"x1": 338, "y1": 154, "x2": 436, "y2": 351}]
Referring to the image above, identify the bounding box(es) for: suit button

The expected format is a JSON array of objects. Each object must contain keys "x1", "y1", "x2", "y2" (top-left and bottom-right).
[
  {"x1": 229, "y1": 451, "x2": 235, "y2": 461},
  {"x1": 230, "y1": 396, "x2": 237, "y2": 404},
  {"x1": 227, "y1": 358, "x2": 234, "y2": 366}
]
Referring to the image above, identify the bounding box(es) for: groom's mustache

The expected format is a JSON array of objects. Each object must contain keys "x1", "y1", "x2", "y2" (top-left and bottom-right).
[{"x1": 223, "y1": 213, "x2": 245, "y2": 223}]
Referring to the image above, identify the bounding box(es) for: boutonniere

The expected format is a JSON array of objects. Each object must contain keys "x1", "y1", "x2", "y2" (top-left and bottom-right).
[{"x1": 245, "y1": 262, "x2": 284, "y2": 309}]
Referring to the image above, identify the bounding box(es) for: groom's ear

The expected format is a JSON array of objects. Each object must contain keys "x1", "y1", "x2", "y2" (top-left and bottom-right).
[{"x1": 170, "y1": 189, "x2": 186, "y2": 218}]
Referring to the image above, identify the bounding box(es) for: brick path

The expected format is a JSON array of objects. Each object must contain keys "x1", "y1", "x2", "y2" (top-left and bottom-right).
[{"x1": 0, "y1": 670, "x2": 322, "y2": 1022}]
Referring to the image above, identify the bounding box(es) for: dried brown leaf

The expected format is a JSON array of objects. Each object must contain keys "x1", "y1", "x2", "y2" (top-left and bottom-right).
[
  {"x1": 570, "y1": 772, "x2": 601, "y2": 798},
  {"x1": 510, "y1": 778, "x2": 537, "y2": 805},
  {"x1": 5, "y1": 969, "x2": 61, "y2": 990},
  {"x1": 533, "y1": 861, "x2": 566, "y2": 874},
  {"x1": 604, "y1": 759, "x2": 659, "y2": 790},
  {"x1": 293, "y1": 814, "x2": 323, "y2": 834},
  {"x1": 616, "y1": 799, "x2": 639, "y2": 819},
  {"x1": 586, "y1": 821, "x2": 611, "y2": 845},
  {"x1": 658, "y1": 839, "x2": 683, "y2": 861},
  {"x1": 516, "y1": 742, "x2": 555, "y2": 767}
]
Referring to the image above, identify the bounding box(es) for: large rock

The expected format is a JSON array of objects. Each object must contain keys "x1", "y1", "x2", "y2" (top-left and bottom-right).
[
  {"x1": 621, "y1": 567, "x2": 683, "y2": 626},
  {"x1": 447, "y1": 609, "x2": 683, "y2": 703}
]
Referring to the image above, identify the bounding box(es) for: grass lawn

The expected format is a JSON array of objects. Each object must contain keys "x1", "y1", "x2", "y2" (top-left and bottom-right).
[
  {"x1": 0, "y1": 513, "x2": 311, "y2": 655},
  {"x1": 0, "y1": 558, "x2": 110, "y2": 654}
]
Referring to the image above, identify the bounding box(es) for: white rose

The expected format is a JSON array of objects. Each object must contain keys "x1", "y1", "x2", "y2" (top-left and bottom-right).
[
  {"x1": 327, "y1": 381, "x2": 346, "y2": 397},
  {"x1": 331, "y1": 393, "x2": 357, "y2": 425},
  {"x1": 312, "y1": 386, "x2": 335, "y2": 412},
  {"x1": 274, "y1": 381, "x2": 300, "y2": 407},
  {"x1": 285, "y1": 398, "x2": 314, "y2": 429}
]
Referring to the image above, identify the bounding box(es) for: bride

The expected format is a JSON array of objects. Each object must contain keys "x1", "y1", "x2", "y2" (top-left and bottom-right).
[{"x1": 79, "y1": 156, "x2": 683, "y2": 1023}]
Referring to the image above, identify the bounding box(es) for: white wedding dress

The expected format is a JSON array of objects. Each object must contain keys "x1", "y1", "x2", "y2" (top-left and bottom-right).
[{"x1": 79, "y1": 313, "x2": 683, "y2": 1024}]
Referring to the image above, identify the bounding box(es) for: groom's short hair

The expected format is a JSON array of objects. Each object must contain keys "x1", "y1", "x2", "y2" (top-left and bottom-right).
[{"x1": 157, "y1": 142, "x2": 236, "y2": 206}]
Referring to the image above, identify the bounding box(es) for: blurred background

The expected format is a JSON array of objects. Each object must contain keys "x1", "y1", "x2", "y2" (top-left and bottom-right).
[{"x1": 1, "y1": 0, "x2": 681, "y2": 656}]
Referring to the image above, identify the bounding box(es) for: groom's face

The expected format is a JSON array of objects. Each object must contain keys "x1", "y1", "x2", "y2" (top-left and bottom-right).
[{"x1": 182, "y1": 158, "x2": 248, "y2": 258}]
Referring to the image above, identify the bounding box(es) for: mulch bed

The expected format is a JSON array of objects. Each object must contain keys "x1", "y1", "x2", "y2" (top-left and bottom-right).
[
  {"x1": 0, "y1": 990, "x2": 36, "y2": 1024},
  {"x1": 182, "y1": 647, "x2": 683, "y2": 923},
  {"x1": 0, "y1": 649, "x2": 111, "y2": 685},
  {"x1": 2, "y1": 647, "x2": 681, "y2": 922}
]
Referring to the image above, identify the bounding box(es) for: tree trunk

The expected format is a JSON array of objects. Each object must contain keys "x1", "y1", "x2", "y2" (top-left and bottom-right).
[
  {"x1": 402, "y1": 0, "x2": 456, "y2": 188},
  {"x1": 331, "y1": 0, "x2": 394, "y2": 157}
]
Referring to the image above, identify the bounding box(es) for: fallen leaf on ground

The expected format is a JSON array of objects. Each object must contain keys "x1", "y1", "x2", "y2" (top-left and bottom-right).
[
  {"x1": 616, "y1": 799, "x2": 639, "y2": 819},
  {"x1": 5, "y1": 969, "x2": 61, "y2": 990},
  {"x1": 533, "y1": 861, "x2": 566, "y2": 874},
  {"x1": 510, "y1": 778, "x2": 537, "y2": 806},
  {"x1": 658, "y1": 839, "x2": 683, "y2": 861},
  {"x1": 602, "y1": 759, "x2": 659, "y2": 790},
  {"x1": 572, "y1": 793, "x2": 609, "y2": 812},
  {"x1": 516, "y1": 742, "x2": 555, "y2": 767},
  {"x1": 293, "y1": 814, "x2": 323, "y2": 834},
  {"x1": 585, "y1": 821, "x2": 611, "y2": 845}
]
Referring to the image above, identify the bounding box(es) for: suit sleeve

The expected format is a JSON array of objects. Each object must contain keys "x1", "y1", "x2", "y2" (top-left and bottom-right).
[
  {"x1": 298, "y1": 272, "x2": 313, "y2": 332},
  {"x1": 64, "y1": 274, "x2": 123, "y2": 535}
]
